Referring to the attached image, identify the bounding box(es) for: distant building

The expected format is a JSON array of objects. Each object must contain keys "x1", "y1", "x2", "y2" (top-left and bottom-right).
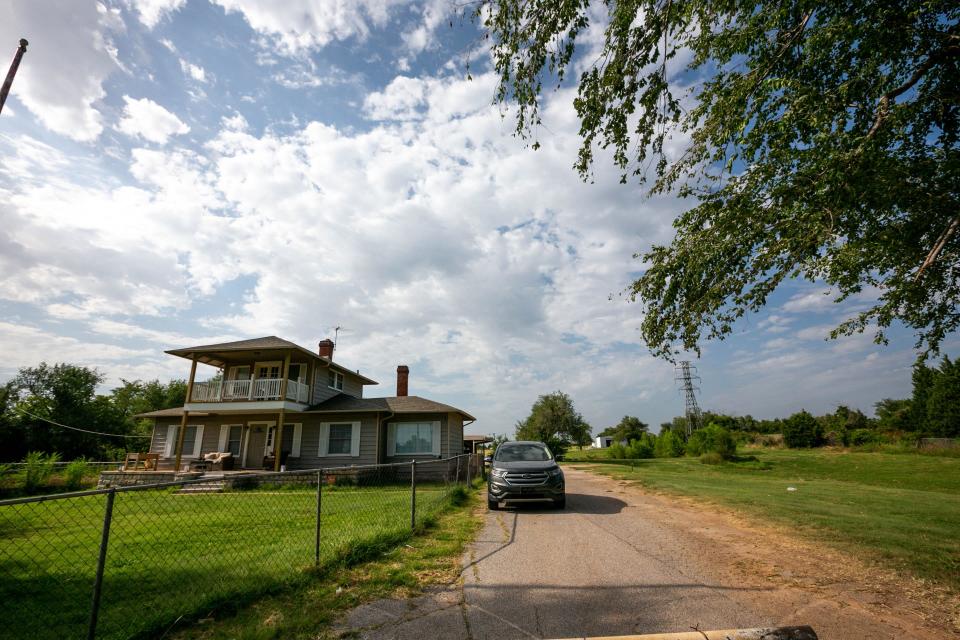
[
  {"x1": 463, "y1": 434, "x2": 492, "y2": 454},
  {"x1": 594, "y1": 435, "x2": 615, "y2": 448}
]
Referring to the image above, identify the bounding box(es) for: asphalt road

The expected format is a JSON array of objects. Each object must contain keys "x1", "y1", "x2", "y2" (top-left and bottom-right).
[{"x1": 335, "y1": 468, "x2": 949, "y2": 639}]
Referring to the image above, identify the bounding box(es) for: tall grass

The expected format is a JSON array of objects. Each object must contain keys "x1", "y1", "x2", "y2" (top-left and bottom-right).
[
  {"x1": 63, "y1": 458, "x2": 90, "y2": 491},
  {"x1": 22, "y1": 451, "x2": 60, "y2": 493}
]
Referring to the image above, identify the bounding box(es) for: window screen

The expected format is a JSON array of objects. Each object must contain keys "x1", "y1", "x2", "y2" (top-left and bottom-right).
[
  {"x1": 328, "y1": 423, "x2": 352, "y2": 454},
  {"x1": 227, "y1": 426, "x2": 242, "y2": 456},
  {"x1": 182, "y1": 425, "x2": 198, "y2": 456},
  {"x1": 395, "y1": 423, "x2": 433, "y2": 454}
]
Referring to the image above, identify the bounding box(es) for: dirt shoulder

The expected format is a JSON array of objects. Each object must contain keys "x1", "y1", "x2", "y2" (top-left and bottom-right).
[{"x1": 569, "y1": 465, "x2": 959, "y2": 638}]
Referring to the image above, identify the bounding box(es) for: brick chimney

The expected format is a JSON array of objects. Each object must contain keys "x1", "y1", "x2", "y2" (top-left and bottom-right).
[
  {"x1": 318, "y1": 339, "x2": 335, "y2": 360},
  {"x1": 396, "y1": 365, "x2": 409, "y2": 397}
]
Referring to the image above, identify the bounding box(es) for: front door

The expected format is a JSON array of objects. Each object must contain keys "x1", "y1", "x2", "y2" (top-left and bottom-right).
[{"x1": 245, "y1": 424, "x2": 267, "y2": 467}]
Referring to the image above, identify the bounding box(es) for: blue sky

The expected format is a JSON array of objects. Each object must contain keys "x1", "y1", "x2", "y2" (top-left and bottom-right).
[{"x1": 1, "y1": 0, "x2": 953, "y2": 435}]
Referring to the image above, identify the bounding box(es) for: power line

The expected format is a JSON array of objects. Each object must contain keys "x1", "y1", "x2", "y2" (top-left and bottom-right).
[{"x1": 13, "y1": 408, "x2": 152, "y2": 438}]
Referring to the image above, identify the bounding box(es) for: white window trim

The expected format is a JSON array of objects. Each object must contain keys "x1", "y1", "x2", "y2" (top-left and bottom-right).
[
  {"x1": 318, "y1": 421, "x2": 361, "y2": 457},
  {"x1": 227, "y1": 365, "x2": 251, "y2": 380},
  {"x1": 387, "y1": 421, "x2": 441, "y2": 457},
  {"x1": 165, "y1": 424, "x2": 204, "y2": 459},
  {"x1": 245, "y1": 421, "x2": 276, "y2": 466},
  {"x1": 283, "y1": 423, "x2": 303, "y2": 458},
  {"x1": 220, "y1": 424, "x2": 243, "y2": 455},
  {"x1": 287, "y1": 363, "x2": 307, "y2": 383},
  {"x1": 253, "y1": 361, "x2": 282, "y2": 378},
  {"x1": 328, "y1": 370, "x2": 344, "y2": 390}
]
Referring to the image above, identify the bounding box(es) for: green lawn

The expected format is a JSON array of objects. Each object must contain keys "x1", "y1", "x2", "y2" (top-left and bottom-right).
[
  {"x1": 565, "y1": 448, "x2": 960, "y2": 590},
  {"x1": 0, "y1": 484, "x2": 450, "y2": 640}
]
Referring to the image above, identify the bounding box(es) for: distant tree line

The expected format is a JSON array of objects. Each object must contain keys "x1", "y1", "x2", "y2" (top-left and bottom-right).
[
  {"x1": 517, "y1": 356, "x2": 958, "y2": 460},
  {"x1": 0, "y1": 363, "x2": 186, "y2": 461},
  {"x1": 654, "y1": 356, "x2": 960, "y2": 448}
]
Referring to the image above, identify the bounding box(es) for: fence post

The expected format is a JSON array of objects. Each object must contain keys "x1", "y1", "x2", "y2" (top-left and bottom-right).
[
  {"x1": 455, "y1": 455, "x2": 462, "y2": 485},
  {"x1": 315, "y1": 470, "x2": 322, "y2": 566},
  {"x1": 467, "y1": 455, "x2": 472, "y2": 486},
  {"x1": 410, "y1": 460, "x2": 417, "y2": 530},
  {"x1": 87, "y1": 488, "x2": 116, "y2": 640}
]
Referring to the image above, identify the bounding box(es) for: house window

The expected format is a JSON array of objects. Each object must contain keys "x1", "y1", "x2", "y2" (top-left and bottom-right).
[
  {"x1": 182, "y1": 425, "x2": 199, "y2": 456},
  {"x1": 288, "y1": 363, "x2": 305, "y2": 382},
  {"x1": 229, "y1": 365, "x2": 250, "y2": 380},
  {"x1": 328, "y1": 423, "x2": 353, "y2": 455},
  {"x1": 395, "y1": 423, "x2": 434, "y2": 455},
  {"x1": 227, "y1": 426, "x2": 243, "y2": 456},
  {"x1": 328, "y1": 371, "x2": 344, "y2": 390}
]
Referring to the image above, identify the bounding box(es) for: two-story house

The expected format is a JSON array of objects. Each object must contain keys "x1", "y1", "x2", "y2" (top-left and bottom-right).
[{"x1": 135, "y1": 336, "x2": 475, "y2": 472}]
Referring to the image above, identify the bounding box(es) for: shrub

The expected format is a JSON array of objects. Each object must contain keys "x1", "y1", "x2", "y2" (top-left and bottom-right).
[
  {"x1": 654, "y1": 430, "x2": 686, "y2": 457},
  {"x1": 608, "y1": 442, "x2": 627, "y2": 459},
  {"x1": 627, "y1": 435, "x2": 655, "y2": 459},
  {"x1": 782, "y1": 411, "x2": 824, "y2": 448},
  {"x1": 23, "y1": 451, "x2": 60, "y2": 494},
  {"x1": 686, "y1": 424, "x2": 737, "y2": 459},
  {"x1": 63, "y1": 458, "x2": 91, "y2": 491},
  {"x1": 700, "y1": 452, "x2": 724, "y2": 465},
  {"x1": 848, "y1": 428, "x2": 878, "y2": 446}
]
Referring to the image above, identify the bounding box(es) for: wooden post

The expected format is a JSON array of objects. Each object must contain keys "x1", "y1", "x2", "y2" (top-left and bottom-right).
[
  {"x1": 274, "y1": 352, "x2": 291, "y2": 471},
  {"x1": 173, "y1": 357, "x2": 198, "y2": 473}
]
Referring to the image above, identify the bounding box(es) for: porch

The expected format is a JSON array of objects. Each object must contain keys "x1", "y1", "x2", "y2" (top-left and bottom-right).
[{"x1": 190, "y1": 378, "x2": 310, "y2": 403}]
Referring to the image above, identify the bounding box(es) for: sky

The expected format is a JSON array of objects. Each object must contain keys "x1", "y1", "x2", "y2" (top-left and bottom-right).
[{"x1": 1, "y1": 0, "x2": 954, "y2": 436}]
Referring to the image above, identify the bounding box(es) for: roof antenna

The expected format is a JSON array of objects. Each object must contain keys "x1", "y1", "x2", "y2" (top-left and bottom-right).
[{"x1": 333, "y1": 325, "x2": 342, "y2": 348}]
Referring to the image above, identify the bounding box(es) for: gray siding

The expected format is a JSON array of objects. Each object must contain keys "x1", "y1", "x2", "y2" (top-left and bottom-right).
[
  {"x1": 149, "y1": 419, "x2": 223, "y2": 458},
  {"x1": 148, "y1": 410, "x2": 463, "y2": 470},
  {"x1": 289, "y1": 412, "x2": 379, "y2": 470},
  {"x1": 312, "y1": 369, "x2": 365, "y2": 402},
  {"x1": 446, "y1": 412, "x2": 464, "y2": 458}
]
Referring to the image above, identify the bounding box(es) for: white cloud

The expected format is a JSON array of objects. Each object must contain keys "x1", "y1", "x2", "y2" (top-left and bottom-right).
[
  {"x1": 782, "y1": 287, "x2": 835, "y2": 313},
  {"x1": 179, "y1": 59, "x2": 207, "y2": 82},
  {"x1": 363, "y1": 75, "x2": 428, "y2": 120},
  {"x1": 0, "y1": 1, "x2": 121, "y2": 141},
  {"x1": 210, "y1": 0, "x2": 409, "y2": 55},
  {"x1": 401, "y1": 0, "x2": 452, "y2": 55},
  {"x1": 116, "y1": 96, "x2": 190, "y2": 144},
  {"x1": 127, "y1": 0, "x2": 186, "y2": 28}
]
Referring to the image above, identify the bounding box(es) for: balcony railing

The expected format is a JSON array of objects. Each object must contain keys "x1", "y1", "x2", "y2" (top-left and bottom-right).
[{"x1": 190, "y1": 378, "x2": 310, "y2": 404}]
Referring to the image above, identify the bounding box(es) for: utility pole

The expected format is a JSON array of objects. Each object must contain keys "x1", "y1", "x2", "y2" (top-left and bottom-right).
[
  {"x1": 675, "y1": 361, "x2": 703, "y2": 436},
  {"x1": 0, "y1": 39, "x2": 29, "y2": 115}
]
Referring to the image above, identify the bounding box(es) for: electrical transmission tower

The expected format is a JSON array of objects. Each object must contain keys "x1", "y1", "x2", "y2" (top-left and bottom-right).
[{"x1": 675, "y1": 361, "x2": 703, "y2": 436}]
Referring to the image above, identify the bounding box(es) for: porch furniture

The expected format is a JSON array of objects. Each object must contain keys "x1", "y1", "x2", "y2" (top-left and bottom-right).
[
  {"x1": 123, "y1": 452, "x2": 160, "y2": 471},
  {"x1": 188, "y1": 459, "x2": 211, "y2": 472},
  {"x1": 202, "y1": 452, "x2": 235, "y2": 471}
]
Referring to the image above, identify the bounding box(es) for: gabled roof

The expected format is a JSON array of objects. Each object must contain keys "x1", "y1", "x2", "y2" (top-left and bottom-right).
[
  {"x1": 165, "y1": 335, "x2": 377, "y2": 385},
  {"x1": 308, "y1": 394, "x2": 476, "y2": 421}
]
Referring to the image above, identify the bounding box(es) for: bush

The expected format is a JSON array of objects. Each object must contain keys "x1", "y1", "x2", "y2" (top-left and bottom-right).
[
  {"x1": 700, "y1": 452, "x2": 724, "y2": 465},
  {"x1": 783, "y1": 411, "x2": 824, "y2": 448},
  {"x1": 608, "y1": 442, "x2": 627, "y2": 459},
  {"x1": 63, "y1": 458, "x2": 90, "y2": 491},
  {"x1": 654, "y1": 430, "x2": 686, "y2": 457},
  {"x1": 848, "y1": 428, "x2": 878, "y2": 446},
  {"x1": 23, "y1": 451, "x2": 60, "y2": 494},
  {"x1": 627, "y1": 435, "x2": 655, "y2": 459},
  {"x1": 686, "y1": 424, "x2": 737, "y2": 459}
]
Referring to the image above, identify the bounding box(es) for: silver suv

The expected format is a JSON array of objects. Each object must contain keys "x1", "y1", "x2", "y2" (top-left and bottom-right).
[{"x1": 487, "y1": 441, "x2": 565, "y2": 510}]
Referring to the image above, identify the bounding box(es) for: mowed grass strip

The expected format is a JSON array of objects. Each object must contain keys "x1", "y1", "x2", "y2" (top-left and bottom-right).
[
  {"x1": 566, "y1": 448, "x2": 960, "y2": 590},
  {"x1": 0, "y1": 484, "x2": 448, "y2": 640},
  {"x1": 169, "y1": 487, "x2": 483, "y2": 640}
]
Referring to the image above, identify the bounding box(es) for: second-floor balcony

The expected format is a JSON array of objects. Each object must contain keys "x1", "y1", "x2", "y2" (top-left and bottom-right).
[{"x1": 191, "y1": 378, "x2": 310, "y2": 404}]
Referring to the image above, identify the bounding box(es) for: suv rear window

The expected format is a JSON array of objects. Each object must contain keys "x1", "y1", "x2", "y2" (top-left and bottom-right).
[{"x1": 494, "y1": 444, "x2": 553, "y2": 462}]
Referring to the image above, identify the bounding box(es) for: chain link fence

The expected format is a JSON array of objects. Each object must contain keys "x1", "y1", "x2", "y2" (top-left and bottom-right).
[{"x1": 0, "y1": 453, "x2": 483, "y2": 640}]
